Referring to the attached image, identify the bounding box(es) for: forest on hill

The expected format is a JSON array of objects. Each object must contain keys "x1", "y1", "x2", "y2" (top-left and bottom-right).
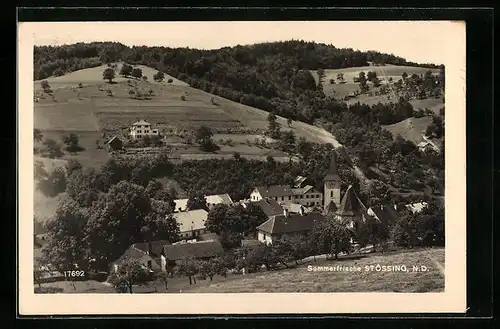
[
  {"x1": 34, "y1": 41, "x2": 445, "y2": 195},
  {"x1": 34, "y1": 41, "x2": 443, "y2": 123}
]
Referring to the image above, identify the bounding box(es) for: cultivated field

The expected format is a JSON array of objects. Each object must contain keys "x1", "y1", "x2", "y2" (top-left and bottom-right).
[
  {"x1": 34, "y1": 63, "x2": 343, "y2": 169},
  {"x1": 310, "y1": 65, "x2": 444, "y2": 110},
  {"x1": 186, "y1": 248, "x2": 445, "y2": 293}
]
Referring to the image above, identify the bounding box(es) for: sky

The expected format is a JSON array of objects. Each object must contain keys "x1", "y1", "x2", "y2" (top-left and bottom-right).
[{"x1": 26, "y1": 21, "x2": 464, "y2": 65}]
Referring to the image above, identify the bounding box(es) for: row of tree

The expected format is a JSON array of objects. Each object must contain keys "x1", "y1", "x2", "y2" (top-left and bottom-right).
[{"x1": 109, "y1": 197, "x2": 445, "y2": 293}]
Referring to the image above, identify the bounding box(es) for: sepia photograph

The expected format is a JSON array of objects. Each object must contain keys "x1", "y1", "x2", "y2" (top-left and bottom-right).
[{"x1": 18, "y1": 20, "x2": 466, "y2": 315}]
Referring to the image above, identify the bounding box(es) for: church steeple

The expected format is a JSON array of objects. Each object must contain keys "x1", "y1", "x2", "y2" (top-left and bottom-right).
[{"x1": 323, "y1": 151, "x2": 342, "y2": 210}]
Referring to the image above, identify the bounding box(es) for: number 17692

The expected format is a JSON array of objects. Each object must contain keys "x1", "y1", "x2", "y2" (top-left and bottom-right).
[{"x1": 64, "y1": 270, "x2": 85, "y2": 277}]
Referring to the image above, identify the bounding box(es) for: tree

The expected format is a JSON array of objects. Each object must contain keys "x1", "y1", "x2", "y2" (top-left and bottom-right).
[
  {"x1": 186, "y1": 193, "x2": 208, "y2": 211},
  {"x1": 273, "y1": 235, "x2": 310, "y2": 265},
  {"x1": 310, "y1": 217, "x2": 353, "y2": 260},
  {"x1": 153, "y1": 71, "x2": 165, "y2": 82},
  {"x1": 241, "y1": 202, "x2": 267, "y2": 237},
  {"x1": 34, "y1": 160, "x2": 48, "y2": 181},
  {"x1": 337, "y1": 72, "x2": 344, "y2": 82},
  {"x1": 367, "y1": 71, "x2": 378, "y2": 82},
  {"x1": 63, "y1": 132, "x2": 84, "y2": 153},
  {"x1": 198, "y1": 258, "x2": 219, "y2": 281},
  {"x1": 287, "y1": 117, "x2": 293, "y2": 127},
  {"x1": 34, "y1": 128, "x2": 43, "y2": 143},
  {"x1": 41, "y1": 196, "x2": 90, "y2": 272},
  {"x1": 108, "y1": 259, "x2": 153, "y2": 293},
  {"x1": 402, "y1": 72, "x2": 408, "y2": 80},
  {"x1": 142, "y1": 76, "x2": 148, "y2": 82},
  {"x1": 120, "y1": 63, "x2": 133, "y2": 76},
  {"x1": 37, "y1": 166, "x2": 67, "y2": 197},
  {"x1": 195, "y1": 125, "x2": 216, "y2": 151},
  {"x1": 41, "y1": 138, "x2": 63, "y2": 159},
  {"x1": 131, "y1": 68, "x2": 143, "y2": 79},
  {"x1": 266, "y1": 112, "x2": 281, "y2": 139},
  {"x1": 84, "y1": 181, "x2": 179, "y2": 271},
  {"x1": 102, "y1": 68, "x2": 115, "y2": 83},
  {"x1": 279, "y1": 130, "x2": 296, "y2": 153},
  {"x1": 167, "y1": 78, "x2": 173, "y2": 83},
  {"x1": 177, "y1": 257, "x2": 200, "y2": 285},
  {"x1": 40, "y1": 80, "x2": 50, "y2": 91}
]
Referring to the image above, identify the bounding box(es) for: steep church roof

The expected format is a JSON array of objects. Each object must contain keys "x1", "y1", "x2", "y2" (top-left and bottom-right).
[
  {"x1": 336, "y1": 185, "x2": 367, "y2": 217},
  {"x1": 324, "y1": 200, "x2": 338, "y2": 215},
  {"x1": 324, "y1": 151, "x2": 341, "y2": 182}
]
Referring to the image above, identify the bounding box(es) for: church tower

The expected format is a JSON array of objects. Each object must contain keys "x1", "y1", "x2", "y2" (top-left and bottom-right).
[{"x1": 323, "y1": 151, "x2": 342, "y2": 212}]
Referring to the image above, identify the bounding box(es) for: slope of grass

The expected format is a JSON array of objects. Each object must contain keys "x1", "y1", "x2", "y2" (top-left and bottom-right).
[
  {"x1": 186, "y1": 248, "x2": 445, "y2": 293},
  {"x1": 383, "y1": 116, "x2": 433, "y2": 145},
  {"x1": 34, "y1": 62, "x2": 188, "y2": 90}
]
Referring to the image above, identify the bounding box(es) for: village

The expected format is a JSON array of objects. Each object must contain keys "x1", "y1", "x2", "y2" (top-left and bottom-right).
[{"x1": 34, "y1": 120, "x2": 434, "y2": 293}]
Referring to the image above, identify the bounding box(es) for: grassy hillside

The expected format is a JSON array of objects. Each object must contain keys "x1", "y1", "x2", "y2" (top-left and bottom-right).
[
  {"x1": 311, "y1": 65, "x2": 443, "y2": 110},
  {"x1": 383, "y1": 116, "x2": 433, "y2": 145},
  {"x1": 186, "y1": 248, "x2": 445, "y2": 293}
]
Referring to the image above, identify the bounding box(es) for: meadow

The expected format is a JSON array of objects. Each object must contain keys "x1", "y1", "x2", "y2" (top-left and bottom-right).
[{"x1": 186, "y1": 248, "x2": 445, "y2": 293}]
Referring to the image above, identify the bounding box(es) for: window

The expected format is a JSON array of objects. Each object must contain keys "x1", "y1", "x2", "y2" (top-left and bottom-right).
[
  {"x1": 263, "y1": 234, "x2": 266, "y2": 240},
  {"x1": 137, "y1": 130, "x2": 142, "y2": 133},
  {"x1": 274, "y1": 197, "x2": 278, "y2": 201},
  {"x1": 282, "y1": 196, "x2": 284, "y2": 201},
  {"x1": 300, "y1": 195, "x2": 303, "y2": 199},
  {"x1": 137, "y1": 135, "x2": 142, "y2": 139},
  {"x1": 330, "y1": 191, "x2": 333, "y2": 197},
  {"x1": 306, "y1": 195, "x2": 309, "y2": 199},
  {"x1": 317, "y1": 194, "x2": 320, "y2": 198},
  {"x1": 147, "y1": 260, "x2": 152, "y2": 269},
  {"x1": 288, "y1": 196, "x2": 291, "y2": 200},
  {"x1": 145, "y1": 130, "x2": 149, "y2": 133}
]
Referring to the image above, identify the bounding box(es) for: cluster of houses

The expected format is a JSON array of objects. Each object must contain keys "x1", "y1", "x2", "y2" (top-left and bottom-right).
[{"x1": 34, "y1": 149, "x2": 430, "y2": 280}]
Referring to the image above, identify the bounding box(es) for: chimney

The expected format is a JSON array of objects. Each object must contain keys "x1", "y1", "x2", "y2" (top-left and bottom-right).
[{"x1": 283, "y1": 208, "x2": 289, "y2": 217}]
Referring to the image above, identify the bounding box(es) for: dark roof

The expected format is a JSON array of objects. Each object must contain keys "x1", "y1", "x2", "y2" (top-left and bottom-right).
[
  {"x1": 324, "y1": 151, "x2": 341, "y2": 182},
  {"x1": 254, "y1": 198, "x2": 284, "y2": 217},
  {"x1": 336, "y1": 185, "x2": 367, "y2": 217},
  {"x1": 107, "y1": 136, "x2": 122, "y2": 144},
  {"x1": 163, "y1": 240, "x2": 224, "y2": 261},
  {"x1": 111, "y1": 245, "x2": 150, "y2": 266},
  {"x1": 257, "y1": 213, "x2": 325, "y2": 234},
  {"x1": 254, "y1": 185, "x2": 294, "y2": 198},
  {"x1": 293, "y1": 175, "x2": 308, "y2": 188},
  {"x1": 324, "y1": 200, "x2": 338, "y2": 215},
  {"x1": 133, "y1": 240, "x2": 171, "y2": 257}
]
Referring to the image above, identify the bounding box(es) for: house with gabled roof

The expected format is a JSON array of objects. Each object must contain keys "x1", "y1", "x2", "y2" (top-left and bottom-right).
[
  {"x1": 249, "y1": 184, "x2": 323, "y2": 208},
  {"x1": 163, "y1": 239, "x2": 224, "y2": 270},
  {"x1": 110, "y1": 239, "x2": 171, "y2": 273},
  {"x1": 173, "y1": 209, "x2": 209, "y2": 239},
  {"x1": 256, "y1": 208, "x2": 325, "y2": 245},
  {"x1": 129, "y1": 119, "x2": 159, "y2": 140},
  {"x1": 174, "y1": 193, "x2": 233, "y2": 213}
]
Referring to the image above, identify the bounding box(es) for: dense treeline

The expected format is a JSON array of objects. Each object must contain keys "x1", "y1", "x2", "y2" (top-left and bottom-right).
[{"x1": 34, "y1": 41, "x2": 443, "y2": 123}]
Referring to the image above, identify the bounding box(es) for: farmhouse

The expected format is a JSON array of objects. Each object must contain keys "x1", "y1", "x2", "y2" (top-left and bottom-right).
[
  {"x1": 106, "y1": 136, "x2": 123, "y2": 151},
  {"x1": 250, "y1": 185, "x2": 323, "y2": 207},
  {"x1": 110, "y1": 240, "x2": 171, "y2": 273},
  {"x1": 249, "y1": 152, "x2": 342, "y2": 210},
  {"x1": 174, "y1": 194, "x2": 233, "y2": 213},
  {"x1": 173, "y1": 209, "x2": 209, "y2": 239},
  {"x1": 256, "y1": 208, "x2": 325, "y2": 245},
  {"x1": 129, "y1": 119, "x2": 159, "y2": 140},
  {"x1": 163, "y1": 240, "x2": 224, "y2": 270}
]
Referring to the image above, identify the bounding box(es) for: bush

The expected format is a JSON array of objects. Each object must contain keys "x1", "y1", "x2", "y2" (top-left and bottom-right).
[
  {"x1": 180, "y1": 95, "x2": 186, "y2": 101},
  {"x1": 167, "y1": 79, "x2": 173, "y2": 83}
]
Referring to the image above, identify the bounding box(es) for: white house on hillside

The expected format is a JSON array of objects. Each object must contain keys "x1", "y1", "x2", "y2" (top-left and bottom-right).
[{"x1": 129, "y1": 119, "x2": 159, "y2": 140}]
